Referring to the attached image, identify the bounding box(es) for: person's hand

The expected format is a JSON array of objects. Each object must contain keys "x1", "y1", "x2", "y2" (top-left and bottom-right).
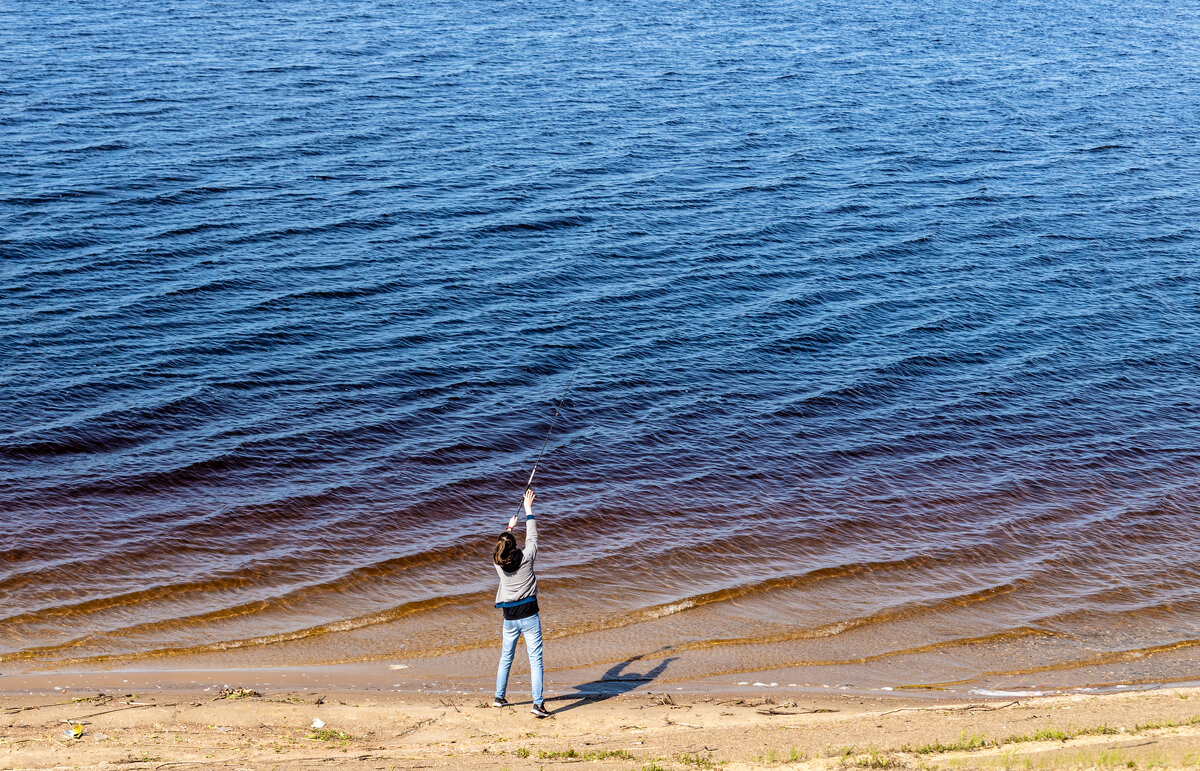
[
  {"x1": 507, "y1": 515, "x2": 518, "y2": 531},
  {"x1": 523, "y1": 488, "x2": 536, "y2": 515}
]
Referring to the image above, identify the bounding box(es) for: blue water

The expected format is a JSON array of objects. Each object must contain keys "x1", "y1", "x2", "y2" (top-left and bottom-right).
[{"x1": 2, "y1": 0, "x2": 1200, "y2": 687}]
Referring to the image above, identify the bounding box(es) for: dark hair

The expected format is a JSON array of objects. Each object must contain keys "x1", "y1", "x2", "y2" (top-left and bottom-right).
[{"x1": 493, "y1": 532, "x2": 522, "y2": 573}]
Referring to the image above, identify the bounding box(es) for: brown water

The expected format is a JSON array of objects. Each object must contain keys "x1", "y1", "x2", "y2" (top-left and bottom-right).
[{"x1": 5, "y1": 478, "x2": 1199, "y2": 697}]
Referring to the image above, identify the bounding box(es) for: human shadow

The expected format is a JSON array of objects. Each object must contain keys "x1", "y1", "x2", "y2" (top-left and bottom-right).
[{"x1": 549, "y1": 654, "x2": 678, "y2": 715}]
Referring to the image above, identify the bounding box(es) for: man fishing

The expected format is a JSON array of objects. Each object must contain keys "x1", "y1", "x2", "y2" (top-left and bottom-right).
[
  {"x1": 491, "y1": 365, "x2": 578, "y2": 718},
  {"x1": 492, "y1": 487, "x2": 548, "y2": 717}
]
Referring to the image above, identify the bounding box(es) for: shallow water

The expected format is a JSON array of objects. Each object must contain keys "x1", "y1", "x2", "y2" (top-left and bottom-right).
[{"x1": 3, "y1": 0, "x2": 1200, "y2": 691}]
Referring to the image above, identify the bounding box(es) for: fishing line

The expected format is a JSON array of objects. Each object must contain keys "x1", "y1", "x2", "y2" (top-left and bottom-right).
[{"x1": 512, "y1": 364, "x2": 581, "y2": 520}]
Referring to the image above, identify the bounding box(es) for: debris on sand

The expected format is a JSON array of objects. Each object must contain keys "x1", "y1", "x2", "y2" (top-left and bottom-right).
[{"x1": 216, "y1": 687, "x2": 262, "y2": 700}]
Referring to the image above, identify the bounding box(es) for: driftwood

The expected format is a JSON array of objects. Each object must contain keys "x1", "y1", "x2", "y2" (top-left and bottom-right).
[
  {"x1": 394, "y1": 717, "x2": 437, "y2": 739},
  {"x1": 63, "y1": 702, "x2": 179, "y2": 722},
  {"x1": 879, "y1": 700, "x2": 1020, "y2": 716}
]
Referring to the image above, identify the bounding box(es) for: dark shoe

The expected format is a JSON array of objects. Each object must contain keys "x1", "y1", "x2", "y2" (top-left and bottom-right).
[
  {"x1": 530, "y1": 702, "x2": 550, "y2": 718},
  {"x1": 493, "y1": 697, "x2": 508, "y2": 708}
]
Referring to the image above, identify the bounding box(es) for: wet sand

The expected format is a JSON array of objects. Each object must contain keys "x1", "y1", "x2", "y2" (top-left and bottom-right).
[{"x1": 4, "y1": 677, "x2": 1200, "y2": 769}]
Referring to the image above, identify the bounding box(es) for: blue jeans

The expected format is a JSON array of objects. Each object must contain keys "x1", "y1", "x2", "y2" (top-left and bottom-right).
[{"x1": 495, "y1": 613, "x2": 543, "y2": 705}]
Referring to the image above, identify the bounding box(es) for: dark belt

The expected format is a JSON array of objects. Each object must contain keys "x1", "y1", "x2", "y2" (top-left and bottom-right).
[{"x1": 501, "y1": 596, "x2": 539, "y2": 620}]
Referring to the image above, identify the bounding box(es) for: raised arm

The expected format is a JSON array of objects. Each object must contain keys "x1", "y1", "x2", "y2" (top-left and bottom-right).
[{"x1": 522, "y1": 488, "x2": 537, "y2": 562}]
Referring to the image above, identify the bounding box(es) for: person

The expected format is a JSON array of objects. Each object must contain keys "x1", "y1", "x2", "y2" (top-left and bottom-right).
[{"x1": 492, "y1": 488, "x2": 548, "y2": 717}]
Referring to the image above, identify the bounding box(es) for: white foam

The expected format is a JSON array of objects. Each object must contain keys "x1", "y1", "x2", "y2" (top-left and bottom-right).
[
  {"x1": 970, "y1": 688, "x2": 1045, "y2": 697},
  {"x1": 647, "y1": 599, "x2": 696, "y2": 619}
]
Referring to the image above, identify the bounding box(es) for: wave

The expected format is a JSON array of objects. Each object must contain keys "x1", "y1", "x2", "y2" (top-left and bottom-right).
[
  {"x1": 155, "y1": 277, "x2": 245, "y2": 298},
  {"x1": 1, "y1": 543, "x2": 1017, "y2": 664},
  {"x1": 658, "y1": 627, "x2": 1074, "y2": 681},
  {"x1": 977, "y1": 638, "x2": 1200, "y2": 678},
  {"x1": 538, "y1": 551, "x2": 1029, "y2": 643},
  {"x1": 0, "y1": 517, "x2": 482, "y2": 621},
  {"x1": 0, "y1": 574, "x2": 274, "y2": 629},
  {"x1": 6, "y1": 593, "x2": 484, "y2": 668},
  {"x1": 0, "y1": 386, "x2": 218, "y2": 459},
  {"x1": 477, "y1": 217, "x2": 593, "y2": 234},
  {"x1": 646, "y1": 581, "x2": 1038, "y2": 653},
  {"x1": 60, "y1": 142, "x2": 129, "y2": 153}
]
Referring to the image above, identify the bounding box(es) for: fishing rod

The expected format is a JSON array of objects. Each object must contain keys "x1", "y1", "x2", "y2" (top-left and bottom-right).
[{"x1": 507, "y1": 364, "x2": 581, "y2": 530}]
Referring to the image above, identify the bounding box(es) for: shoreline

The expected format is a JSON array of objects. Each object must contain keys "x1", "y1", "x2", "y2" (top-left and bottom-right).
[
  {"x1": 5, "y1": 680, "x2": 1200, "y2": 769},
  {"x1": 10, "y1": 600, "x2": 1198, "y2": 707},
  {"x1": 7, "y1": 660, "x2": 1198, "y2": 703}
]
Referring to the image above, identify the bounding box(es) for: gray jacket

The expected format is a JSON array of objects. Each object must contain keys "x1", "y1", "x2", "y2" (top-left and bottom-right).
[{"x1": 494, "y1": 517, "x2": 537, "y2": 606}]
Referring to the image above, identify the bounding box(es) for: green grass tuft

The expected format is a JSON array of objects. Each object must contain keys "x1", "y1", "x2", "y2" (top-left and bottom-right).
[
  {"x1": 537, "y1": 748, "x2": 580, "y2": 759},
  {"x1": 855, "y1": 750, "x2": 902, "y2": 768},
  {"x1": 585, "y1": 748, "x2": 634, "y2": 760},
  {"x1": 1030, "y1": 727, "x2": 1070, "y2": 742},
  {"x1": 306, "y1": 728, "x2": 353, "y2": 742},
  {"x1": 902, "y1": 731, "x2": 990, "y2": 754}
]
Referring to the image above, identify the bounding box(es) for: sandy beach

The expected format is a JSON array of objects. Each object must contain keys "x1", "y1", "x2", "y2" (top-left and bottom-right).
[{"x1": 5, "y1": 679, "x2": 1200, "y2": 770}]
